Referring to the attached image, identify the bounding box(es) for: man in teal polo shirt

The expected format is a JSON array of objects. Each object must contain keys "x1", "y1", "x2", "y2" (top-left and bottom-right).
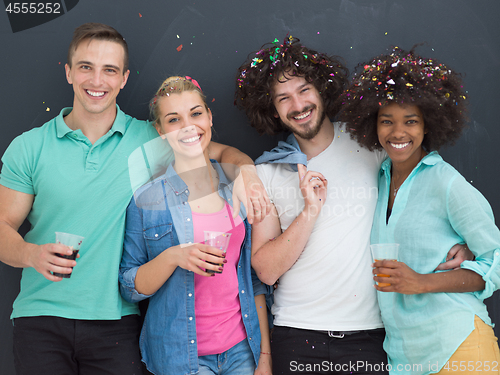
[{"x1": 0, "y1": 23, "x2": 268, "y2": 375}]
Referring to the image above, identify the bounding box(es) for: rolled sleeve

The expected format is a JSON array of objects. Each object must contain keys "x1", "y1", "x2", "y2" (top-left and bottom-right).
[
  {"x1": 461, "y1": 250, "x2": 500, "y2": 300},
  {"x1": 447, "y1": 175, "x2": 500, "y2": 299},
  {"x1": 119, "y1": 266, "x2": 152, "y2": 303}
]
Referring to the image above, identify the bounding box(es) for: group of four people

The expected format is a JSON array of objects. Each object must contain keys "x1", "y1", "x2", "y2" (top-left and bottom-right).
[{"x1": 1, "y1": 22, "x2": 499, "y2": 375}]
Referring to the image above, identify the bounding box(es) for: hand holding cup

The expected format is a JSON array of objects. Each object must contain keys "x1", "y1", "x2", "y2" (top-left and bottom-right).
[
  {"x1": 204, "y1": 231, "x2": 231, "y2": 274},
  {"x1": 52, "y1": 232, "x2": 84, "y2": 279},
  {"x1": 370, "y1": 243, "x2": 399, "y2": 287}
]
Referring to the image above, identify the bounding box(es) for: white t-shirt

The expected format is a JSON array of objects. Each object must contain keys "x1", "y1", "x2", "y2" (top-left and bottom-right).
[{"x1": 256, "y1": 122, "x2": 386, "y2": 331}]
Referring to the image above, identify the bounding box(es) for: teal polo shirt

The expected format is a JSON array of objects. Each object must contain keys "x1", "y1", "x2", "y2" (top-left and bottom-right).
[{"x1": 0, "y1": 106, "x2": 173, "y2": 320}]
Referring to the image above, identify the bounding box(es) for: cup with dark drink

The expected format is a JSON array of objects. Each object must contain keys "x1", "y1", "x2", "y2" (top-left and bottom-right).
[{"x1": 53, "y1": 232, "x2": 84, "y2": 278}]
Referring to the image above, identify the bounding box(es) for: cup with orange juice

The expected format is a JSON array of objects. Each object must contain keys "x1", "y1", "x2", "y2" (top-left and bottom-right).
[{"x1": 370, "y1": 243, "x2": 399, "y2": 287}]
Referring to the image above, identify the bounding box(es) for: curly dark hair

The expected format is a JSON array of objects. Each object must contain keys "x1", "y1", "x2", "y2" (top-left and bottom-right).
[
  {"x1": 337, "y1": 46, "x2": 468, "y2": 151},
  {"x1": 235, "y1": 36, "x2": 349, "y2": 135}
]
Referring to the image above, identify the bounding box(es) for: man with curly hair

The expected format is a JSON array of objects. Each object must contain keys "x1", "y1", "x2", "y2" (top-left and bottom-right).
[{"x1": 235, "y1": 37, "x2": 390, "y2": 374}]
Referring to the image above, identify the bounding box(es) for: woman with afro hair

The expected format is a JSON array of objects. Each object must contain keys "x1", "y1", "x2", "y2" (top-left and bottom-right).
[{"x1": 339, "y1": 47, "x2": 500, "y2": 374}]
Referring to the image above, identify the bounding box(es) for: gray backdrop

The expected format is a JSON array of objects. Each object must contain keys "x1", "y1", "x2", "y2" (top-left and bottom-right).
[{"x1": 1, "y1": 1, "x2": 499, "y2": 374}]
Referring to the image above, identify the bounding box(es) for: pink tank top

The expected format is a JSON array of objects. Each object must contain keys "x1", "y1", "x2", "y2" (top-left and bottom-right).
[{"x1": 192, "y1": 203, "x2": 246, "y2": 356}]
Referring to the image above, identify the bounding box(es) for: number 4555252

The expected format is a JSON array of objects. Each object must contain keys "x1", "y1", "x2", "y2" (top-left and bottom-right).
[
  {"x1": 5, "y1": 3, "x2": 61, "y2": 14},
  {"x1": 443, "y1": 360, "x2": 498, "y2": 372}
]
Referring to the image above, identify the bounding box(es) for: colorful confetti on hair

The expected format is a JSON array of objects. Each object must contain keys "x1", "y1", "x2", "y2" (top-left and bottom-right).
[
  {"x1": 151, "y1": 76, "x2": 203, "y2": 107},
  {"x1": 344, "y1": 46, "x2": 466, "y2": 106},
  {"x1": 237, "y1": 35, "x2": 343, "y2": 89}
]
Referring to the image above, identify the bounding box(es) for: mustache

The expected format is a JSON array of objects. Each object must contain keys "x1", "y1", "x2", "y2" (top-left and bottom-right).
[{"x1": 287, "y1": 104, "x2": 316, "y2": 120}]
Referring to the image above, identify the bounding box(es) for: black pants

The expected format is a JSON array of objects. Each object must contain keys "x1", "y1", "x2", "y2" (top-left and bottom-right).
[
  {"x1": 271, "y1": 326, "x2": 389, "y2": 375},
  {"x1": 13, "y1": 315, "x2": 143, "y2": 375}
]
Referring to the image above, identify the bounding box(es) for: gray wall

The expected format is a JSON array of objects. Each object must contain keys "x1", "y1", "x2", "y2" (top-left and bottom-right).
[{"x1": 1, "y1": 1, "x2": 499, "y2": 374}]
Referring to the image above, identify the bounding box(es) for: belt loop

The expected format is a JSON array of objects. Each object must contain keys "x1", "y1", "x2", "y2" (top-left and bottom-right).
[{"x1": 328, "y1": 331, "x2": 344, "y2": 339}]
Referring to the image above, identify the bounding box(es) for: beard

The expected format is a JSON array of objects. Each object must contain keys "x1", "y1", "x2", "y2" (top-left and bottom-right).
[{"x1": 282, "y1": 104, "x2": 326, "y2": 140}]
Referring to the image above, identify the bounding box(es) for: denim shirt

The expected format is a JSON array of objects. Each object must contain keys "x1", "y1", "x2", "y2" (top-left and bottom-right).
[
  {"x1": 119, "y1": 161, "x2": 266, "y2": 375},
  {"x1": 254, "y1": 132, "x2": 307, "y2": 172}
]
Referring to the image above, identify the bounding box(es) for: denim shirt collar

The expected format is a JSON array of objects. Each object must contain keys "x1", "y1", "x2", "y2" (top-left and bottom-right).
[
  {"x1": 164, "y1": 159, "x2": 232, "y2": 196},
  {"x1": 162, "y1": 160, "x2": 244, "y2": 246}
]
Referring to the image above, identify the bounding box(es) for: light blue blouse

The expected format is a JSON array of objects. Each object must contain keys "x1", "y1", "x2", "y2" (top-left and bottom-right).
[{"x1": 372, "y1": 151, "x2": 500, "y2": 375}]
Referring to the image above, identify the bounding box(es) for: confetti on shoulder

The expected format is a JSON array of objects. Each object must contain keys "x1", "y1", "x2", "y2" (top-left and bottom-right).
[{"x1": 176, "y1": 44, "x2": 183, "y2": 52}]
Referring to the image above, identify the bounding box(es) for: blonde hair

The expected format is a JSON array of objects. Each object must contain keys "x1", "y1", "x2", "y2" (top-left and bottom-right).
[{"x1": 150, "y1": 76, "x2": 207, "y2": 128}]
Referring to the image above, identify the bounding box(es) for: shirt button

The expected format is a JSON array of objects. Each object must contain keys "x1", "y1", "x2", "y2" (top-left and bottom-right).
[
  {"x1": 191, "y1": 340, "x2": 195, "y2": 344},
  {"x1": 187, "y1": 218, "x2": 191, "y2": 222},
  {"x1": 248, "y1": 337, "x2": 252, "y2": 340},
  {"x1": 188, "y1": 293, "x2": 192, "y2": 297},
  {"x1": 188, "y1": 242, "x2": 192, "y2": 244},
  {"x1": 185, "y1": 190, "x2": 188, "y2": 194},
  {"x1": 154, "y1": 234, "x2": 158, "y2": 237},
  {"x1": 189, "y1": 317, "x2": 193, "y2": 321},
  {"x1": 241, "y1": 290, "x2": 245, "y2": 294},
  {"x1": 244, "y1": 314, "x2": 248, "y2": 318}
]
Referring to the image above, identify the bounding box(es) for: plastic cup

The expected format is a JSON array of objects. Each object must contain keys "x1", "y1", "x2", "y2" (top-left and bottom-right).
[
  {"x1": 203, "y1": 231, "x2": 231, "y2": 274},
  {"x1": 370, "y1": 243, "x2": 399, "y2": 287},
  {"x1": 53, "y1": 232, "x2": 84, "y2": 279}
]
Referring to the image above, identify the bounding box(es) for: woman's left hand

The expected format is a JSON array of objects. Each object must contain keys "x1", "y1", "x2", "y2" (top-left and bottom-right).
[
  {"x1": 232, "y1": 165, "x2": 271, "y2": 224},
  {"x1": 254, "y1": 352, "x2": 272, "y2": 375},
  {"x1": 373, "y1": 260, "x2": 424, "y2": 294}
]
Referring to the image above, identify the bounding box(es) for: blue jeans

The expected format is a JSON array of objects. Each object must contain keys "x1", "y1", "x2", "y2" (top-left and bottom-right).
[{"x1": 198, "y1": 339, "x2": 255, "y2": 375}]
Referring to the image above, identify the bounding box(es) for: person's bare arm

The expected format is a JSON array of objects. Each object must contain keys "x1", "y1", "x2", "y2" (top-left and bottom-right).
[
  {"x1": 209, "y1": 141, "x2": 252, "y2": 167},
  {"x1": 251, "y1": 165, "x2": 327, "y2": 285},
  {"x1": 0, "y1": 185, "x2": 75, "y2": 280},
  {"x1": 373, "y1": 259, "x2": 485, "y2": 294},
  {"x1": 209, "y1": 141, "x2": 271, "y2": 224},
  {"x1": 254, "y1": 293, "x2": 272, "y2": 375},
  {"x1": 134, "y1": 243, "x2": 225, "y2": 296}
]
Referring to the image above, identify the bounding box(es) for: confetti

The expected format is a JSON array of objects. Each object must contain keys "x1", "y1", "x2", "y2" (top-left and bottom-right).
[
  {"x1": 176, "y1": 44, "x2": 183, "y2": 52},
  {"x1": 139, "y1": 13, "x2": 142, "y2": 17},
  {"x1": 46, "y1": 107, "x2": 50, "y2": 111}
]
